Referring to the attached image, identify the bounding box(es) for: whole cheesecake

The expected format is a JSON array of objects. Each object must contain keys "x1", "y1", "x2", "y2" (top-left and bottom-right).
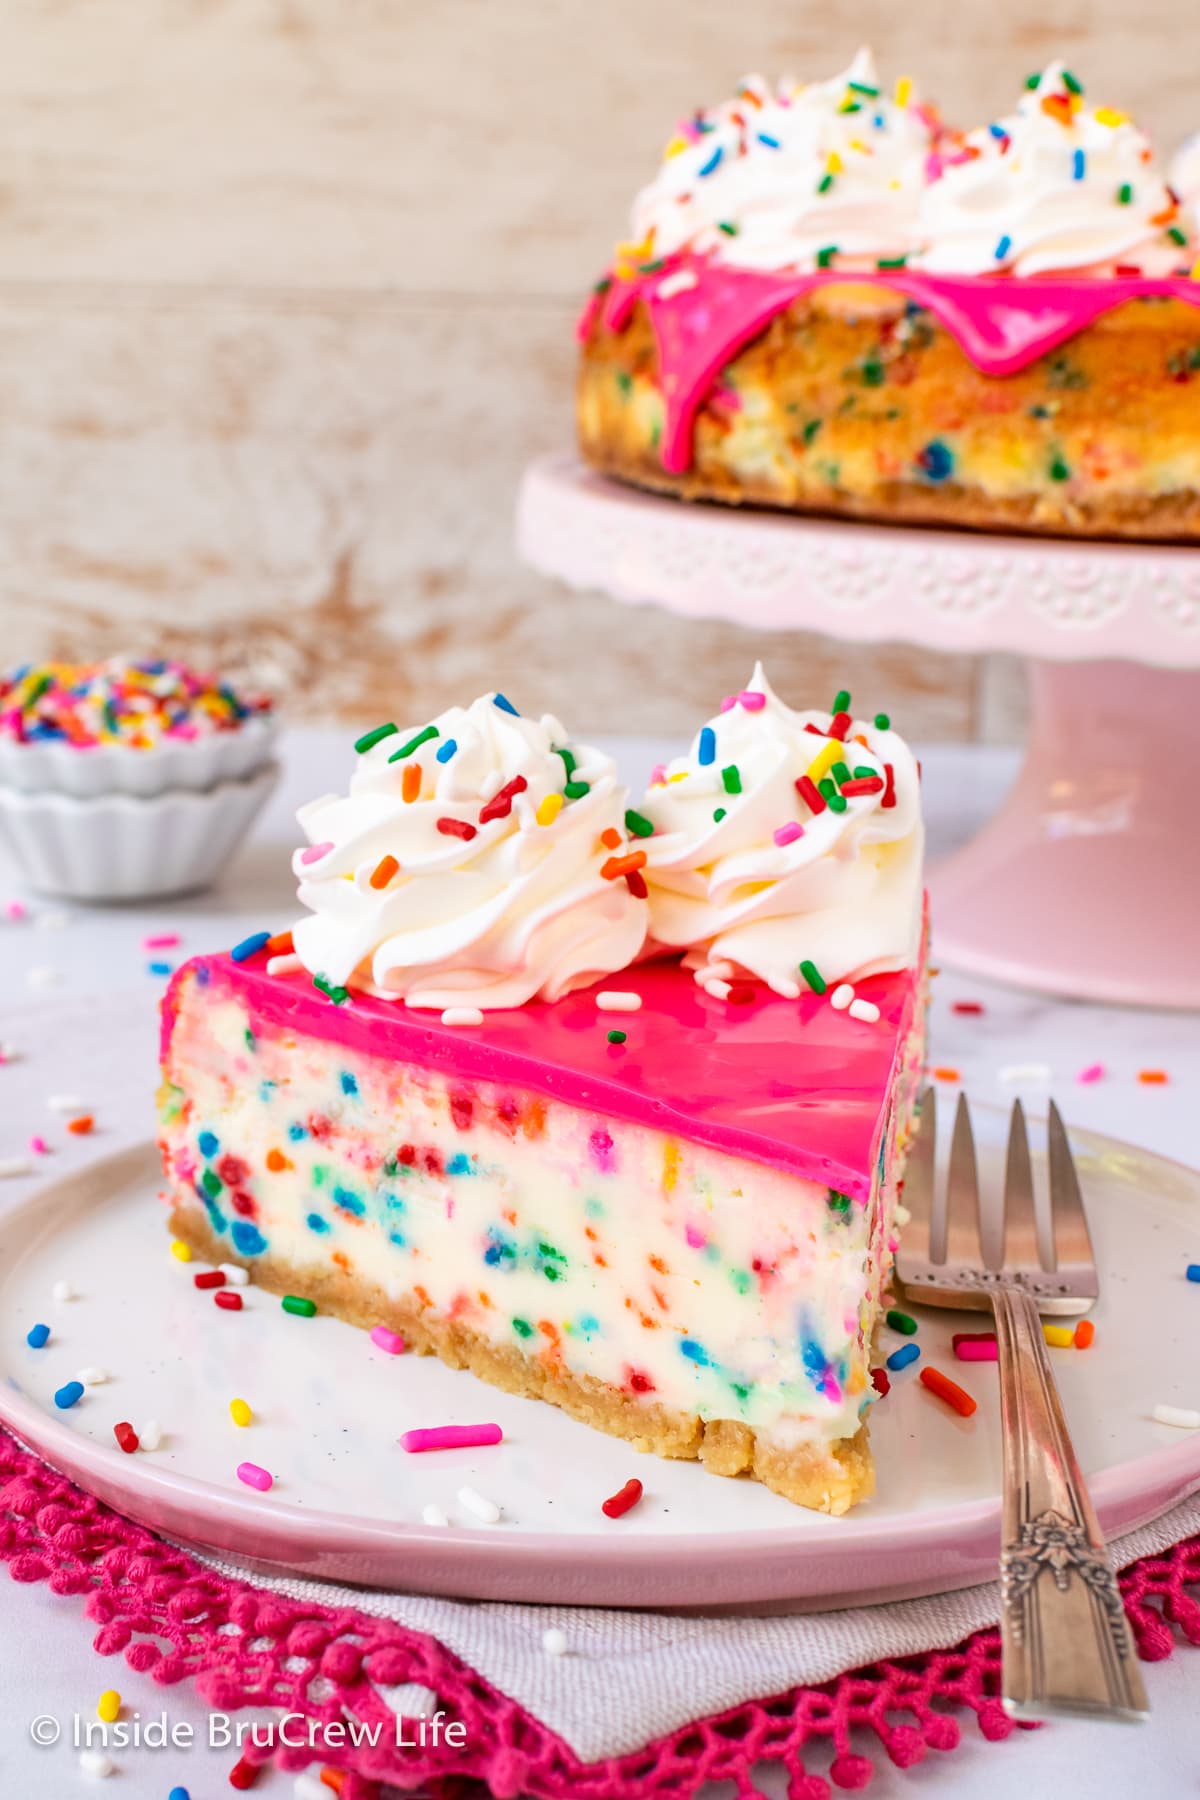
[
  {"x1": 159, "y1": 673, "x2": 927, "y2": 1513},
  {"x1": 578, "y1": 55, "x2": 1200, "y2": 539}
]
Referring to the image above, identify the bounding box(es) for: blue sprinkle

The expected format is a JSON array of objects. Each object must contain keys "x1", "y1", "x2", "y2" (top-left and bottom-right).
[
  {"x1": 26, "y1": 1322, "x2": 50, "y2": 1349},
  {"x1": 169, "y1": 1788, "x2": 192, "y2": 1800},
  {"x1": 994, "y1": 233, "x2": 1012, "y2": 260},
  {"x1": 484, "y1": 1243, "x2": 503, "y2": 1265},
  {"x1": 493, "y1": 692, "x2": 519, "y2": 716},
  {"x1": 54, "y1": 1380, "x2": 85, "y2": 1409},
  {"x1": 436, "y1": 738, "x2": 458, "y2": 762},
  {"x1": 231, "y1": 1221, "x2": 267, "y2": 1257},
  {"x1": 340, "y1": 1071, "x2": 358, "y2": 1096},
  {"x1": 147, "y1": 960, "x2": 173, "y2": 977},
  {"x1": 287, "y1": 1122, "x2": 307, "y2": 1141},
  {"x1": 577, "y1": 1313, "x2": 600, "y2": 1336},
  {"x1": 231, "y1": 930, "x2": 270, "y2": 964},
  {"x1": 697, "y1": 725, "x2": 716, "y2": 766},
  {"x1": 388, "y1": 1229, "x2": 406, "y2": 1248},
  {"x1": 306, "y1": 1212, "x2": 330, "y2": 1235},
  {"x1": 333, "y1": 1186, "x2": 365, "y2": 1216},
  {"x1": 1187, "y1": 1264, "x2": 1200, "y2": 1282},
  {"x1": 886, "y1": 1342, "x2": 921, "y2": 1372},
  {"x1": 918, "y1": 439, "x2": 954, "y2": 482},
  {"x1": 988, "y1": 122, "x2": 1007, "y2": 140},
  {"x1": 680, "y1": 1337, "x2": 711, "y2": 1366},
  {"x1": 446, "y1": 1152, "x2": 473, "y2": 1176},
  {"x1": 697, "y1": 145, "x2": 723, "y2": 178},
  {"x1": 196, "y1": 964, "x2": 211, "y2": 986},
  {"x1": 1072, "y1": 147, "x2": 1086, "y2": 181},
  {"x1": 198, "y1": 1130, "x2": 219, "y2": 1157},
  {"x1": 757, "y1": 132, "x2": 781, "y2": 149}
]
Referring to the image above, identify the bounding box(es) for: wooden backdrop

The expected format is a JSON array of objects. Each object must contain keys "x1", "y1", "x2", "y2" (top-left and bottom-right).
[{"x1": 0, "y1": 1, "x2": 1193, "y2": 737}]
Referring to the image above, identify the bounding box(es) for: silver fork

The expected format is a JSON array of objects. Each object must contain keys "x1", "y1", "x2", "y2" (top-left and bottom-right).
[{"x1": 895, "y1": 1088, "x2": 1148, "y2": 1722}]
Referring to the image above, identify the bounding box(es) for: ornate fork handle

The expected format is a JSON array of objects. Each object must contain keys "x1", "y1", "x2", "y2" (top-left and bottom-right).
[{"x1": 991, "y1": 1284, "x2": 1148, "y2": 1720}]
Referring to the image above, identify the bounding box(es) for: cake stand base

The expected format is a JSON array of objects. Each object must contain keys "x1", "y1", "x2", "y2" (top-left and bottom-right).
[{"x1": 931, "y1": 661, "x2": 1200, "y2": 1008}]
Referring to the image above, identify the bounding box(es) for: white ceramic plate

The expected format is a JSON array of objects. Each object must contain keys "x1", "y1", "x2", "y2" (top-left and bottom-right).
[{"x1": 1, "y1": 1114, "x2": 1197, "y2": 1610}]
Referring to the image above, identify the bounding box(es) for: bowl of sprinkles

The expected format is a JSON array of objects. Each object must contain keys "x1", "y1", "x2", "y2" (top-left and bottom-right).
[{"x1": 0, "y1": 658, "x2": 279, "y2": 901}]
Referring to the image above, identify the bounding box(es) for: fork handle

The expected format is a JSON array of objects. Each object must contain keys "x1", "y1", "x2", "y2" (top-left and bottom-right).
[{"x1": 992, "y1": 1286, "x2": 1147, "y2": 1721}]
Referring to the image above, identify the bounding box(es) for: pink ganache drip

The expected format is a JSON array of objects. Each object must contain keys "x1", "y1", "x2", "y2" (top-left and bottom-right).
[{"x1": 577, "y1": 257, "x2": 1200, "y2": 475}]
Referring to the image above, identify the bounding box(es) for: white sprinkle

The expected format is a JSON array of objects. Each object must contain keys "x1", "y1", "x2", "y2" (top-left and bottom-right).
[
  {"x1": 79, "y1": 1749, "x2": 114, "y2": 1779},
  {"x1": 0, "y1": 1041, "x2": 20, "y2": 1063},
  {"x1": 848, "y1": 998, "x2": 880, "y2": 1024},
  {"x1": 1152, "y1": 1404, "x2": 1200, "y2": 1430},
  {"x1": 775, "y1": 977, "x2": 802, "y2": 999},
  {"x1": 34, "y1": 909, "x2": 71, "y2": 931},
  {"x1": 894, "y1": 1203, "x2": 912, "y2": 1227},
  {"x1": 26, "y1": 964, "x2": 61, "y2": 988},
  {"x1": 656, "y1": 268, "x2": 699, "y2": 300},
  {"x1": 0, "y1": 1156, "x2": 33, "y2": 1178},
  {"x1": 596, "y1": 991, "x2": 642, "y2": 1013},
  {"x1": 706, "y1": 960, "x2": 736, "y2": 981},
  {"x1": 51, "y1": 1280, "x2": 75, "y2": 1301},
  {"x1": 388, "y1": 1681, "x2": 439, "y2": 1717},
  {"x1": 266, "y1": 953, "x2": 303, "y2": 977},
  {"x1": 139, "y1": 1419, "x2": 164, "y2": 1451},
  {"x1": 47, "y1": 1094, "x2": 84, "y2": 1113},
  {"x1": 219, "y1": 1263, "x2": 251, "y2": 1287},
  {"x1": 293, "y1": 1776, "x2": 327, "y2": 1800},
  {"x1": 457, "y1": 1484, "x2": 501, "y2": 1524},
  {"x1": 830, "y1": 983, "x2": 854, "y2": 1011},
  {"x1": 441, "y1": 1006, "x2": 484, "y2": 1028},
  {"x1": 704, "y1": 978, "x2": 732, "y2": 1000},
  {"x1": 541, "y1": 1627, "x2": 569, "y2": 1657},
  {"x1": 999, "y1": 1062, "x2": 1053, "y2": 1084},
  {"x1": 421, "y1": 1503, "x2": 450, "y2": 1528},
  {"x1": 77, "y1": 1367, "x2": 109, "y2": 1386}
]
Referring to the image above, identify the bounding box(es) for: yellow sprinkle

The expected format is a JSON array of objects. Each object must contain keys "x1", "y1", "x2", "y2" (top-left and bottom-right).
[
  {"x1": 806, "y1": 739, "x2": 842, "y2": 784},
  {"x1": 826, "y1": 150, "x2": 843, "y2": 175},
  {"x1": 664, "y1": 134, "x2": 689, "y2": 159},
  {"x1": 1043, "y1": 1323, "x2": 1074, "y2": 1348},
  {"x1": 663, "y1": 1139, "x2": 681, "y2": 1193},
  {"x1": 1191, "y1": 257, "x2": 1200, "y2": 282},
  {"x1": 894, "y1": 75, "x2": 913, "y2": 107},
  {"x1": 229, "y1": 1397, "x2": 252, "y2": 1428},
  {"x1": 170, "y1": 1239, "x2": 192, "y2": 1263},
  {"x1": 667, "y1": 770, "x2": 689, "y2": 783},
  {"x1": 1094, "y1": 106, "x2": 1127, "y2": 127},
  {"x1": 97, "y1": 1689, "x2": 121, "y2": 1723},
  {"x1": 536, "y1": 792, "x2": 564, "y2": 826}
]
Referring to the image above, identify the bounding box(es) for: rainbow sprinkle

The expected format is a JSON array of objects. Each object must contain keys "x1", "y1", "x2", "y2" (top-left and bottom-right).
[{"x1": 0, "y1": 658, "x2": 271, "y2": 749}]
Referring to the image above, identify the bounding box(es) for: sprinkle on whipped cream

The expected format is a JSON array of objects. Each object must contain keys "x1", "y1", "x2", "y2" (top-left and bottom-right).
[
  {"x1": 639, "y1": 664, "x2": 923, "y2": 998},
  {"x1": 916, "y1": 62, "x2": 1192, "y2": 277},
  {"x1": 291, "y1": 693, "x2": 649, "y2": 1011}
]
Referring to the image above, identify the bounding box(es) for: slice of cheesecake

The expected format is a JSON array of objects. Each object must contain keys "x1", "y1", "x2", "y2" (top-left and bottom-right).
[{"x1": 159, "y1": 942, "x2": 925, "y2": 1514}]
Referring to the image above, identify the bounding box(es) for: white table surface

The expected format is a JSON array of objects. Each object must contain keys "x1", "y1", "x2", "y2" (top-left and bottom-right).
[{"x1": 1, "y1": 730, "x2": 1196, "y2": 1800}]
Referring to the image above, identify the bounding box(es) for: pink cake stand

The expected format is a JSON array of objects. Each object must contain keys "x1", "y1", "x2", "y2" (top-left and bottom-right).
[{"x1": 517, "y1": 453, "x2": 1200, "y2": 1008}]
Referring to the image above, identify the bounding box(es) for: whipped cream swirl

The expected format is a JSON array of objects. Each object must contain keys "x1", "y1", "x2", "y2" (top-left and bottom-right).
[
  {"x1": 639, "y1": 665, "x2": 923, "y2": 998},
  {"x1": 625, "y1": 49, "x2": 935, "y2": 275},
  {"x1": 917, "y1": 62, "x2": 1191, "y2": 277},
  {"x1": 292, "y1": 694, "x2": 648, "y2": 1010},
  {"x1": 1171, "y1": 134, "x2": 1200, "y2": 240}
]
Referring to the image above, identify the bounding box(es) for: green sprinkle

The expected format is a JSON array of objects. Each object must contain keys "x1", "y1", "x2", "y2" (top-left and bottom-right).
[
  {"x1": 815, "y1": 243, "x2": 838, "y2": 267},
  {"x1": 721, "y1": 765, "x2": 742, "y2": 795},
  {"x1": 713, "y1": 807, "x2": 726, "y2": 822},
  {"x1": 860, "y1": 356, "x2": 885, "y2": 387},
  {"x1": 564, "y1": 779, "x2": 590, "y2": 799},
  {"x1": 852, "y1": 764, "x2": 876, "y2": 779},
  {"x1": 593, "y1": 275, "x2": 612, "y2": 295},
  {"x1": 512, "y1": 1317, "x2": 533, "y2": 1338},
  {"x1": 876, "y1": 255, "x2": 908, "y2": 270},
  {"x1": 819, "y1": 779, "x2": 848, "y2": 814},
  {"x1": 553, "y1": 745, "x2": 577, "y2": 777},
  {"x1": 1024, "y1": 72, "x2": 1040, "y2": 89},
  {"x1": 848, "y1": 80, "x2": 879, "y2": 97},
  {"x1": 282, "y1": 1295, "x2": 317, "y2": 1318},
  {"x1": 1049, "y1": 452, "x2": 1071, "y2": 482},
  {"x1": 874, "y1": 712, "x2": 890, "y2": 729},
  {"x1": 1167, "y1": 225, "x2": 1188, "y2": 247},
  {"x1": 201, "y1": 1167, "x2": 222, "y2": 1198},
  {"x1": 1117, "y1": 182, "x2": 1133, "y2": 205},
  {"x1": 832, "y1": 689, "x2": 851, "y2": 713},
  {"x1": 313, "y1": 973, "x2": 350, "y2": 1005},
  {"x1": 637, "y1": 257, "x2": 665, "y2": 274},
  {"x1": 799, "y1": 959, "x2": 826, "y2": 995},
  {"x1": 354, "y1": 722, "x2": 398, "y2": 754},
  {"x1": 1060, "y1": 68, "x2": 1082, "y2": 94},
  {"x1": 624, "y1": 809, "x2": 655, "y2": 838},
  {"x1": 827, "y1": 1191, "x2": 852, "y2": 1214},
  {"x1": 802, "y1": 418, "x2": 822, "y2": 445},
  {"x1": 887, "y1": 1307, "x2": 918, "y2": 1335},
  {"x1": 606, "y1": 1028, "x2": 627, "y2": 1045},
  {"x1": 615, "y1": 370, "x2": 633, "y2": 396},
  {"x1": 717, "y1": 220, "x2": 738, "y2": 236},
  {"x1": 388, "y1": 724, "x2": 438, "y2": 762},
  {"x1": 830, "y1": 760, "x2": 851, "y2": 786}
]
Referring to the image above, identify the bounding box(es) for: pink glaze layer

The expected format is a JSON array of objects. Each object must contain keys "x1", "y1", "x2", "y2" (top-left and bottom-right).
[
  {"x1": 578, "y1": 258, "x2": 1200, "y2": 474},
  {"x1": 162, "y1": 947, "x2": 925, "y2": 1203}
]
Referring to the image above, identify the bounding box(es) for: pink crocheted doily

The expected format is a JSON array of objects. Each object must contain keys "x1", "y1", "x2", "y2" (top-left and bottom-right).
[{"x1": 3, "y1": 1428, "x2": 1198, "y2": 1800}]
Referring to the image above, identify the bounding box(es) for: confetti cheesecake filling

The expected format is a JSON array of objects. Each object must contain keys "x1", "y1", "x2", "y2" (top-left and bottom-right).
[
  {"x1": 578, "y1": 57, "x2": 1200, "y2": 539},
  {"x1": 158, "y1": 683, "x2": 928, "y2": 1514}
]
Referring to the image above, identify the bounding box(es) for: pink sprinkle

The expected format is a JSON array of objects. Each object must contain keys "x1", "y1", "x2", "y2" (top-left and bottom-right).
[
  {"x1": 738, "y1": 690, "x2": 766, "y2": 711},
  {"x1": 685, "y1": 1223, "x2": 706, "y2": 1249},
  {"x1": 650, "y1": 763, "x2": 667, "y2": 785},
  {"x1": 6, "y1": 900, "x2": 28, "y2": 921},
  {"x1": 1077, "y1": 1062, "x2": 1106, "y2": 1084},
  {"x1": 955, "y1": 1339, "x2": 998, "y2": 1363},
  {"x1": 400, "y1": 1423, "x2": 503, "y2": 1453},
  {"x1": 719, "y1": 695, "x2": 738, "y2": 712},
  {"x1": 369, "y1": 1324, "x2": 406, "y2": 1356},
  {"x1": 142, "y1": 932, "x2": 181, "y2": 950},
  {"x1": 236, "y1": 1461, "x2": 274, "y2": 1492},
  {"x1": 711, "y1": 384, "x2": 742, "y2": 413},
  {"x1": 773, "y1": 821, "x2": 804, "y2": 846},
  {"x1": 300, "y1": 841, "x2": 335, "y2": 865},
  {"x1": 29, "y1": 1135, "x2": 49, "y2": 1155}
]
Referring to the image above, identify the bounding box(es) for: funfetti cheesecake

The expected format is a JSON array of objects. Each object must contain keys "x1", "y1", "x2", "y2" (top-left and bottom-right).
[{"x1": 158, "y1": 679, "x2": 927, "y2": 1514}]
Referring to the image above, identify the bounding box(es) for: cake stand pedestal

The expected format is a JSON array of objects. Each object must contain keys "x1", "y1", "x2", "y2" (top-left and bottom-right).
[{"x1": 517, "y1": 454, "x2": 1200, "y2": 1008}]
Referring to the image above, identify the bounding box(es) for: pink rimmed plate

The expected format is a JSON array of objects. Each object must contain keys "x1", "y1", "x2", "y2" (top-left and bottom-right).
[{"x1": 1, "y1": 1114, "x2": 1197, "y2": 1611}]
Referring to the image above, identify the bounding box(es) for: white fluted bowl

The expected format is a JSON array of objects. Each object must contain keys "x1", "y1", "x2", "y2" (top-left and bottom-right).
[
  {"x1": 0, "y1": 764, "x2": 279, "y2": 900},
  {"x1": 0, "y1": 713, "x2": 277, "y2": 798}
]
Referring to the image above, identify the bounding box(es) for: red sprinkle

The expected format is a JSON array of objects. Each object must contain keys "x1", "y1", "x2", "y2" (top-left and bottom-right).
[
  {"x1": 601, "y1": 1477, "x2": 644, "y2": 1519},
  {"x1": 870, "y1": 1366, "x2": 890, "y2": 1396},
  {"x1": 215, "y1": 1289, "x2": 244, "y2": 1311},
  {"x1": 1074, "y1": 1319, "x2": 1095, "y2": 1349},
  {"x1": 194, "y1": 1270, "x2": 226, "y2": 1290},
  {"x1": 478, "y1": 774, "x2": 528, "y2": 824},
  {"x1": 67, "y1": 1114, "x2": 94, "y2": 1135},
  {"x1": 951, "y1": 1331, "x2": 994, "y2": 1348},
  {"x1": 882, "y1": 762, "x2": 896, "y2": 808},
  {"x1": 436, "y1": 816, "x2": 477, "y2": 841},
  {"x1": 795, "y1": 774, "x2": 826, "y2": 814},
  {"x1": 600, "y1": 851, "x2": 647, "y2": 882},
  {"x1": 727, "y1": 983, "x2": 756, "y2": 1005},
  {"x1": 839, "y1": 776, "x2": 884, "y2": 797},
  {"x1": 625, "y1": 869, "x2": 648, "y2": 899},
  {"x1": 920, "y1": 1366, "x2": 978, "y2": 1416},
  {"x1": 265, "y1": 930, "x2": 294, "y2": 955},
  {"x1": 229, "y1": 1757, "x2": 261, "y2": 1790},
  {"x1": 113, "y1": 1421, "x2": 139, "y2": 1454},
  {"x1": 828, "y1": 710, "x2": 852, "y2": 740},
  {"x1": 951, "y1": 1000, "x2": 985, "y2": 1015}
]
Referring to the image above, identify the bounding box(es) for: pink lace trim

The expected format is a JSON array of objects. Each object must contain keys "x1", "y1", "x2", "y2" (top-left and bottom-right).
[{"x1": 3, "y1": 1427, "x2": 1198, "y2": 1799}]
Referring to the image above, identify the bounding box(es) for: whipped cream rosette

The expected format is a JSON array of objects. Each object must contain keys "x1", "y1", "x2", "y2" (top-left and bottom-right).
[
  {"x1": 917, "y1": 62, "x2": 1192, "y2": 277},
  {"x1": 1172, "y1": 135, "x2": 1200, "y2": 241},
  {"x1": 624, "y1": 48, "x2": 935, "y2": 276},
  {"x1": 292, "y1": 694, "x2": 648, "y2": 1010},
  {"x1": 639, "y1": 666, "x2": 923, "y2": 999}
]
